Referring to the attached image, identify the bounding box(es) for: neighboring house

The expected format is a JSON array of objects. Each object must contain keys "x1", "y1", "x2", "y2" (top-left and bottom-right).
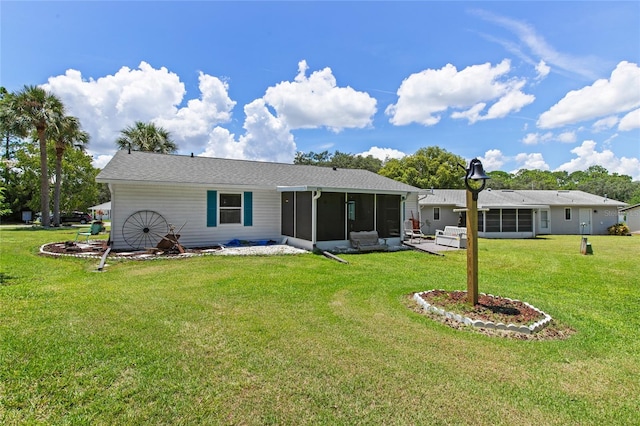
[
  {"x1": 419, "y1": 189, "x2": 627, "y2": 238},
  {"x1": 96, "y1": 151, "x2": 421, "y2": 251},
  {"x1": 620, "y1": 203, "x2": 640, "y2": 233},
  {"x1": 89, "y1": 201, "x2": 111, "y2": 220}
]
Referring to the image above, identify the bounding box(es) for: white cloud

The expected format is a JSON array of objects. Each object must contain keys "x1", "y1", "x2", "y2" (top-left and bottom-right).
[
  {"x1": 92, "y1": 154, "x2": 114, "y2": 170},
  {"x1": 479, "y1": 149, "x2": 506, "y2": 171},
  {"x1": 472, "y1": 9, "x2": 599, "y2": 80},
  {"x1": 263, "y1": 60, "x2": 377, "y2": 132},
  {"x1": 514, "y1": 152, "x2": 549, "y2": 170},
  {"x1": 238, "y1": 99, "x2": 296, "y2": 163},
  {"x1": 556, "y1": 140, "x2": 640, "y2": 180},
  {"x1": 618, "y1": 108, "x2": 640, "y2": 131},
  {"x1": 357, "y1": 147, "x2": 406, "y2": 161},
  {"x1": 199, "y1": 126, "x2": 244, "y2": 160},
  {"x1": 535, "y1": 60, "x2": 550, "y2": 80},
  {"x1": 537, "y1": 61, "x2": 640, "y2": 129},
  {"x1": 201, "y1": 99, "x2": 296, "y2": 163},
  {"x1": 592, "y1": 116, "x2": 619, "y2": 132},
  {"x1": 155, "y1": 72, "x2": 236, "y2": 152},
  {"x1": 42, "y1": 60, "x2": 381, "y2": 165},
  {"x1": 556, "y1": 131, "x2": 577, "y2": 143},
  {"x1": 522, "y1": 132, "x2": 553, "y2": 145},
  {"x1": 386, "y1": 60, "x2": 534, "y2": 126},
  {"x1": 42, "y1": 61, "x2": 236, "y2": 163}
]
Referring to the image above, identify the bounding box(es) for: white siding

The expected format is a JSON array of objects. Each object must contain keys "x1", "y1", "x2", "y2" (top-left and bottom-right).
[
  {"x1": 403, "y1": 192, "x2": 421, "y2": 227},
  {"x1": 110, "y1": 183, "x2": 282, "y2": 250},
  {"x1": 624, "y1": 206, "x2": 640, "y2": 232},
  {"x1": 546, "y1": 206, "x2": 620, "y2": 235}
]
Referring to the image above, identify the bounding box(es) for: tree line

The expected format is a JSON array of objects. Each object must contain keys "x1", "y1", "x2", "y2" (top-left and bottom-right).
[
  {"x1": 294, "y1": 147, "x2": 640, "y2": 204},
  {"x1": 2, "y1": 83, "x2": 636, "y2": 225},
  {"x1": 0, "y1": 85, "x2": 177, "y2": 225}
]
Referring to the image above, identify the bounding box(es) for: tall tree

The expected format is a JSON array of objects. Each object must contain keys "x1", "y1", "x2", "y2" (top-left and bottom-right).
[
  {"x1": 116, "y1": 121, "x2": 177, "y2": 154},
  {"x1": 15, "y1": 142, "x2": 100, "y2": 215},
  {"x1": 49, "y1": 116, "x2": 90, "y2": 226},
  {"x1": 378, "y1": 146, "x2": 466, "y2": 189},
  {"x1": 11, "y1": 85, "x2": 65, "y2": 227}
]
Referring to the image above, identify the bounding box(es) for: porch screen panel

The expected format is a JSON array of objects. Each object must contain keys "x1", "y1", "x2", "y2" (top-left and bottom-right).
[
  {"x1": 376, "y1": 194, "x2": 401, "y2": 238},
  {"x1": 486, "y1": 210, "x2": 500, "y2": 232},
  {"x1": 518, "y1": 209, "x2": 533, "y2": 232},
  {"x1": 281, "y1": 192, "x2": 294, "y2": 237},
  {"x1": 462, "y1": 211, "x2": 482, "y2": 231},
  {"x1": 295, "y1": 191, "x2": 312, "y2": 241},
  {"x1": 317, "y1": 192, "x2": 345, "y2": 241},
  {"x1": 502, "y1": 209, "x2": 517, "y2": 232},
  {"x1": 348, "y1": 193, "x2": 374, "y2": 232}
]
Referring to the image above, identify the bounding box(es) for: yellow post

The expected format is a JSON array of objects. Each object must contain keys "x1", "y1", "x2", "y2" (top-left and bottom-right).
[{"x1": 466, "y1": 189, "x2": 479, "y2": 305}]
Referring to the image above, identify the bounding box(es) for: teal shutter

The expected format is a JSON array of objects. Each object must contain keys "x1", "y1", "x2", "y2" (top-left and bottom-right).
[
  {"x1": 207, "y1": 190, "x2": 217, "y2": 227},
  {"x1": 244, "y1": 192, "x2": 253, "y2": 226}
]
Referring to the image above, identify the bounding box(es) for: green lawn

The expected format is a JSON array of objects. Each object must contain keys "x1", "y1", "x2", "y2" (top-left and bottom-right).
[{"x1": 1, "y1": 227, "x2": 639, "y2": 425}]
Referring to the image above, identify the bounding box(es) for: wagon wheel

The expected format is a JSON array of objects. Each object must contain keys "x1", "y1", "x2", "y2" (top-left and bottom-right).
[{"x1": 122, "y1": 210, "x2": 168, "y2": 250}]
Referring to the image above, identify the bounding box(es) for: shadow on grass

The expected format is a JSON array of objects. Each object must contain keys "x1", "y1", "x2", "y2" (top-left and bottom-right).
[
  {"x1": 0, "y1": 272, "x2": 17, "y2": 286},
  {"x1": 1, "y1": 225, "x2": 79, "y2": 232}
]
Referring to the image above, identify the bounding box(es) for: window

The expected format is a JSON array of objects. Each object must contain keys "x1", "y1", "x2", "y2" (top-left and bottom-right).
[
  {"x1": 207, "y1": 191, "x2": 252, "y2": 227},
  {"x1": 433, "y1": 207, "x2": 440, "y2": 221},
  {"x1": 565, "y1": 208, "x2": 572, "y2": 221},
  {"x1": 220, "y1": 193, "x2": 242, "y2": 224}
]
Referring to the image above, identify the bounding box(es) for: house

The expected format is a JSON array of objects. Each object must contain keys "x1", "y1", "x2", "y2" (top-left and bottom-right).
[
  {"x1": 620, "y1": 203, "x2": 640, "y2": 233},
  {"x1": 419, "y1": 189, "x2": 627, "y2": 238},
  {"x1": 96, "y1": 151, "x2": 421, "y2": 251},
  {"x1": 89, "y1": 201, "x2": 111, "y2": 220}
]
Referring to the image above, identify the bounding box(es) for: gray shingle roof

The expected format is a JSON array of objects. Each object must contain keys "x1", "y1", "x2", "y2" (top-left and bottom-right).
[
  {"x1": 419, "y1": 189, "x2": 627, "y2": 207},
  {"x1": 97, "y1": 150, "x2": 420, "y2": 193}
]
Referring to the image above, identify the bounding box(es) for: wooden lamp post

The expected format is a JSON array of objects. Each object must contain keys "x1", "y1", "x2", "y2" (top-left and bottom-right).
[{"x1": 461, "y1": 158, "x2": 490, "y2": 306}]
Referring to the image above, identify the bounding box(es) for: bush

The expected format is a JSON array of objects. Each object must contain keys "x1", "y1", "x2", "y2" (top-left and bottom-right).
[{"x1": 607, "y1": 222, "x2": 630, "y2": 235}]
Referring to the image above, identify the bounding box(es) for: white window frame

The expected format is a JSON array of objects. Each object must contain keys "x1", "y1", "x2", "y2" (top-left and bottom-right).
[{"x1": 219, "y1": 192, "x2": 243, "y2": 225}]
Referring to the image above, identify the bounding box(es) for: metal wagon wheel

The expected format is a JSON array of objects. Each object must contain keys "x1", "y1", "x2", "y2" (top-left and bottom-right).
[{"x1": 121, "y1": 210, "x2": 168, "y2": 250}]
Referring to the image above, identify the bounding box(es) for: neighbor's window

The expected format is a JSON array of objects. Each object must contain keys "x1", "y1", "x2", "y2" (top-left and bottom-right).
[
  {"x1": 565, "y1": 208, "x2": 572, "y2": 221},
  {"x1": 220, "y1": 193, "x2": 242, "y2": 224},
  {"x1": 433, "y1": 207, "x2": 440, "y2": 221}
]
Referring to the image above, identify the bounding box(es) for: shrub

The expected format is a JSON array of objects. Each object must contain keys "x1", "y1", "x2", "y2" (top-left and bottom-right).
[{"x1": 607, "y1": 222, "x2": 630, "y2": 235}]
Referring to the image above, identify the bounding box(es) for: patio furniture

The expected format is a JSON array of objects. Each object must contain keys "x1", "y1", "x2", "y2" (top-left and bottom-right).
[
  {"x1": 404, "y1": 219, "x2": 423, "y2": 243},
  {"x1": 349, "y1": 231, "x2": 388, "y2": 252},
  {"x1": 435, "y1": 226, "x2": 467, "y2": 248},
  {"x1": 75, "y1": 222, "x2": 104, "y2": 243}
]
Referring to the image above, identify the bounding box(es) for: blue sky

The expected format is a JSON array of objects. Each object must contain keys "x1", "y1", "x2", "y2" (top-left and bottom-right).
[{"x1": 2, "y1": 1, "x2": 639, "y2": 179}]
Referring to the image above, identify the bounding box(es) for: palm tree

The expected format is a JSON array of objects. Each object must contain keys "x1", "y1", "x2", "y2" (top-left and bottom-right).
[
  {"x1": 12, "y1": 85, "x2": 65, "y2": 227},
  {"x1": 116, "y1": 121, "x2": 177, "y2": 154},
  {"x1": 49, "y1": 115, "x2": 90, "y2": 226}
]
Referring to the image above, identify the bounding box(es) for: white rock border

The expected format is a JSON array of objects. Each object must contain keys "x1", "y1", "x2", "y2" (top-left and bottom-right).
[
  {"x1": 39, "y1": 242, "x2": 308, "y2": 261},
  {"x1": 413, "y1": 290, "x2": 552, "y2": 334}
]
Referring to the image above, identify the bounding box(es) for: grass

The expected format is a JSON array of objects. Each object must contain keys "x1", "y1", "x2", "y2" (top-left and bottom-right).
[{"x1": 1, "y1": 227, "x2": 639, "y2": 425}]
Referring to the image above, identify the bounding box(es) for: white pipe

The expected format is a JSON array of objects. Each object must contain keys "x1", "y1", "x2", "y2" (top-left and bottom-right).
[{"x1": 311, "y1": 190, "x2": 322, "y2": 247}]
